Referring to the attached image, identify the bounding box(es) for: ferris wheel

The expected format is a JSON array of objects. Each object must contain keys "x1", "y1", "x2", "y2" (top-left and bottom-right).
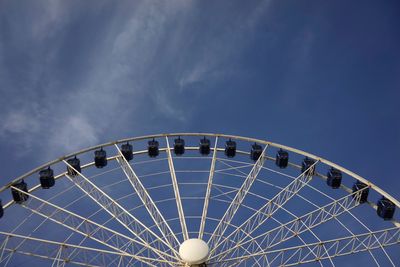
[{"x1": 0, "y1": 133, "x2": 398, "y2": 266}]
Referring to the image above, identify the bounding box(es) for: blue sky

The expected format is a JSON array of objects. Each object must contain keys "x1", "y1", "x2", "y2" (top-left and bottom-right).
[
  {"x1": 0, "y1": 0, "x2": 399, "y2": 233},
  {"x1": 1, "y1": 0, "x2": 399, "y2": 199}
]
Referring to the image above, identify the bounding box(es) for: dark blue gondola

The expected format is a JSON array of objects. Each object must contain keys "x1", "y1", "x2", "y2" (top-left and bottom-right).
[
  {"x1": 377, "y1": 197, "x2": 396, "y2": 220},
  {"x1": 250, "y1": 143, "x2": 263, "y2": 161},
  {"x1": 199, "y1": 137, "x2": 211, "y2": 155},
  {"x1": 276, "y1": 149, "x2": 289, "y2": 168},
  {"x1": 11, "y1": 179, "x2": 29, "y2": 203},
  {"x1": 327, "y1": 168, "x2": 342, "y2": 189},
  {"x1": 174, "y1": 137, "x2": 185, "y2": 156},
  {"x1": 352, "y1": 181, "x2": 369, "y2": 203},
  {"x1": 39, "y1": 167, "x2": 55, "y2": 189},
  {"x1": 67, "y1": 156, "x2": 81, "y2": 176},
  {"x1": 148, "y1": 139, "x2": 159, "y2": 157},
  {"x1": 121, "y1": 143, "x2": 133, "y2": 161},
  {"x1": 225, "y1": 139, "x2": 236, "y2": 158},
  {"x1": 94, "y1": 148, "x2": 107, "y2": 168},
  {"x1": 301, "y1": 157, "x2": 315, "y2": 175}
]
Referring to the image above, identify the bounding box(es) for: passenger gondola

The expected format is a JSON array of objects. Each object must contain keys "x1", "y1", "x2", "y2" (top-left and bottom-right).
[
  {"x1": 276, "y1": 149, "x2": 289, "y2": 168},
  {"x1": 352, "y1": 181, "x2": 369, "y2": 203},
  {"x1": 327, "y1": 168, "x2": 342, "y2": 189},
  {"x1": 301, "y1": 157, "x2": 315, "y2": 175},
  {"x1": 250, "y1": 143, "x2": 263, "y2": 161},
  {"x1": 199, "y1": 137, "x2": 211, "y2": 155},
  {"x1": 67, "y1": 156, "x2": 81, "y2": 176},
  {"x1": 148, "y1": 139, "x2": 159, "y2": 157},
  {"x1": 225, "y1": 139, "x2": 236, "y2": 158},
  {"x1": 174, "y1": 137, "x2": 185, "y2": 155},
  {"x1": 11, "y1": 180, "x2": 29, "y2": 203},
  {"x1": 94, "y1": 148, "x2": 107, "y2": 168},
  {"x1": 39, "y1": 167, "x2": 55, "y2": 189},
  {"x1": 121, "y1": 143, "x2": 133, "y2": 161},
  {"x1": 377, "y1": 197, "x2": 396, "y2": 220}
]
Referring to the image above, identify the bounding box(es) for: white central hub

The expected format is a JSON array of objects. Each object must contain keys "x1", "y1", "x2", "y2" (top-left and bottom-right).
[{"x1": 179, "y1": 238, "x2": 209, "y2": 265}]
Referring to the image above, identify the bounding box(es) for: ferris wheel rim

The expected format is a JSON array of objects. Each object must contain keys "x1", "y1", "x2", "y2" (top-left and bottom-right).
[{"x1": 1, "y1": 132, "x2": 399, "y2": 208}]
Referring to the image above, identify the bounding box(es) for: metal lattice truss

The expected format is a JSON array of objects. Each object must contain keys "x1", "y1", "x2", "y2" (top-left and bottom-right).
[
  {"x1": 113, "y1": 146, "x2": 181, "y2": 256},
  {"x1": 63, "y1": 160, "x2": 178, "y2": 264},
  {"x1": 211, "y1": 186, "x2": 368, "y2": 263},
  {"x1": 211, "y1": 227, "x2": 400, "y2": 267},
  {"x1": 210, "y1": 159, "x2": 319, "y2": 258},
  {"x1": 0, "y1": 133, "x2": 398, "y2": 266},
  {"x1": 9, "y1": 186, "x2": 173, "y2": 266},
  {"x1": 207, "y1": 145, "x2": 269, "y2": 251},
  {"x1": 0, "y1": 231, "x2": 134, "y2": 267}
]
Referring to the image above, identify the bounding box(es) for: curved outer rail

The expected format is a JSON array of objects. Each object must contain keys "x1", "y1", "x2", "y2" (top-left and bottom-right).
[{"x1": 1, "y1": 132, "x2": 399, "y2": 209}]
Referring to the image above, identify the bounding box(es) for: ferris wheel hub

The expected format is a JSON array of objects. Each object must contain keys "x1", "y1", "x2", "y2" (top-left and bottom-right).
[{"x1": 179, "y1": 238, "x2": 209, "y2": 265}]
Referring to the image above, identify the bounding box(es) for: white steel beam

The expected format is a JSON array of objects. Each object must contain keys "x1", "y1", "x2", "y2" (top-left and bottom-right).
[
  {"x1": 0, "y1": 231, "x2": 162, "y2": 267},
  {"x1": 114, "y1": 145, "x2": 181, "y2": 255},
  {"x1": 165, "y1": 137, "x2": 188, "y2": 241},
  {"x1": 210, "y1": 227, "x2": 400, "y2": 266},
  {"x1": 211, "y1": 188, "x2": 367, "y2": 262},
  {"x1": 199, "y1": 136, "x2": 218, "y2": 240},
  {"x1": 211, "y1": 159, "x2": 319, "y2": 257},
  {"x1": 10, "y1": 186, "x2": 175, "y2": 266},
  {"x1": 0, "y1": 236, "x2": 9, "y2": 263},
  {"x1": 63, "y1": 160, "x2": 178, "y2": 262},
  {"x1": 207, "y1": 145, "x2": 268, "y2": 252}
]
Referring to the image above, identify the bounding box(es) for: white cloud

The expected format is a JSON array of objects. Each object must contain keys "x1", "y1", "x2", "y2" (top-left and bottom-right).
[
  {"x1": 1, "y1": 112, "x2": 38, "y2": 134},
  {"x1": 48, "y1": 116, "x2": 99, "y2": 153},
  {"x1": 0, "y1": 1, "x2": 273, "y2": 159}
]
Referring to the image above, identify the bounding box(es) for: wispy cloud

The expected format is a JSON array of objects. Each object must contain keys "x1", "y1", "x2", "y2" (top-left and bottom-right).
[{"x1": 0, "y1": 1, "x2": 272, "y2": 159}]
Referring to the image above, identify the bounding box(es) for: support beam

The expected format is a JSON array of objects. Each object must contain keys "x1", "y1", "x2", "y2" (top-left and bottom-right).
[
  {"x1": 209, "y1": 227, "x2": 400, "y2": 266},
  {"x1": 165, "y1": 137, "x2": 188, "y2": 241},
  {"x1": 0, "y1": 231, "x2": 132, "y2": 266},
  {"x1": 11, "y1": 186, "x2": 176, "y2": 266},
  {"x1": 114, "y1": 145, "x2": 181, "y2": 255},
  {"x1": 212, "y1": 160, "x2": 319, "y2": 258},
  {"x1": 63, "y1": 160, "x2": 178, "y2": 262},
  {"x1": 199, "y1": 136, "x2": 218, "y2": 240},
  {"x1": 207, "y1": 145, "x2": 268, "y2": 253},
  {"x1": 211, "y1": 188, "x2": 366, "y2": 262}
]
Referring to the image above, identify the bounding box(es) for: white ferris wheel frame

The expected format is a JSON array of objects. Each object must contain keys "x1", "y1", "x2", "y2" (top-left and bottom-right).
[{"x1": 0, "y1": 133, "x2": 398, "y2": 267}]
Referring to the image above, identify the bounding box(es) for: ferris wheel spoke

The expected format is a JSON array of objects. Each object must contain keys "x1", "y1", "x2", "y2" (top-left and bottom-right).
[
  {"x1": 199, "y1": 136, "x2": 218, "y2": 240},
  {"x1": 250, "y1": 205, "x2": 335, "y2": 267},
  {"x1": 244, "y1": 197, "x2": 335, "y2": 267},
  {"x1": 165, "y1": 137, "x2": 188, "y2": 241},
  {"x1": 211, "y1": 159, "x2": 319, "y2": 258},
  {"x1": 205, "y1": 189, "x2": 269, "y2": 267},
  {"x1": 207, "y1": 145, "x2": 268, "y2": 252},
  {"x1": 341, "y1": 205, "x2": 397, "y2": 266},
  {"x1": 63, "y1": 160, "x2": 178, "y2": 262},
  {"x1": 298, "y1": 181, "x2": 391, "y2": 266},
  {"x1": 211, "y1": 190, "x2": 325, "y2": 267},
  {"x1": 1, "y1": 183, "x2": 95, "y2": 265},
  {"x1": 332, "y1": 217, "x2": 381, "y2": 266},
  {"x1": 211, "y1": 188, "x2": 367, "y2": 262},
  {"x1": 10, "y1": 186, "x2": 175, "y2": 266},
  {"x1": 210, "y1": 227, "x2": 400, "y2": 267},
  {"x1": 114, "y1": 145, "x2": 181, "y2": 255},
  {"x1": 0, "y1": 231, "x2": 142, "y2": 266},
  {"x1": 0, "y1": 236, "x2": 10, "y2": 263}
]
